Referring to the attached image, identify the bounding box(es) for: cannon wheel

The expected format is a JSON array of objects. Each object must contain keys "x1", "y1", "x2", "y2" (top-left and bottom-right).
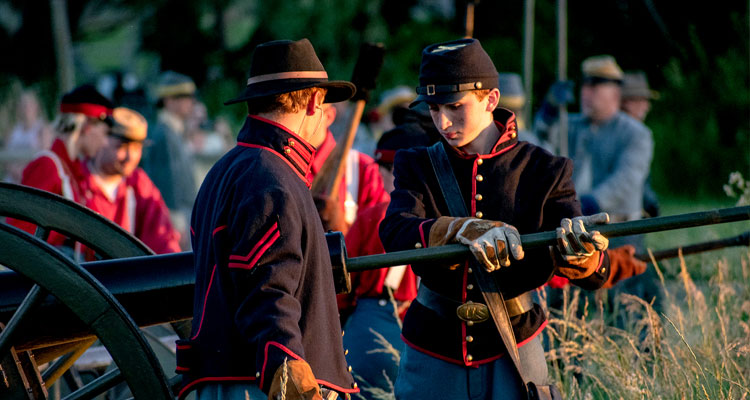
[{"x1": 0, "y1": 183, "x2": 172, "y2": 399}]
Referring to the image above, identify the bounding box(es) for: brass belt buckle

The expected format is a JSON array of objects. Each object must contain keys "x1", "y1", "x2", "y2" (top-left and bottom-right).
[{"x1": 456, "y1": 301, "x2": 490, "y2": 323}]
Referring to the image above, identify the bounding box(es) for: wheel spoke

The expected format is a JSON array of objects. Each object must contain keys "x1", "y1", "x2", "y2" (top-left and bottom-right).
[
  {"x1": 0, "y1": 284, "x2": 47, "y2": 356},
  {"x1": 42, "y1": 337, "x2": 96, "y2": 387},
  {"x1": 61, "y1": 368, "x2": 123, "y2": 400}
]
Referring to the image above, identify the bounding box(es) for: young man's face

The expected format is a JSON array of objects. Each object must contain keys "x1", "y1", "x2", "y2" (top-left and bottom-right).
[
  {"x1": 94, "y1": 136, "x2": 144, "y2": 177},
  {"x1": 427, "y1": 90, "x2": 496, "y2": 149},
  {"x1": 621, "y1": 97, "x2": 651, "y2": 122},
  {"x1": 580, "y1": 81, "x2": 621, "y2": 122}
]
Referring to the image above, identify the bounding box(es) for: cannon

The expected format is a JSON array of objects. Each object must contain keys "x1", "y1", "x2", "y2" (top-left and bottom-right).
[{"x1": 1, "y1": 181, "x2": 748, "y2": 399}]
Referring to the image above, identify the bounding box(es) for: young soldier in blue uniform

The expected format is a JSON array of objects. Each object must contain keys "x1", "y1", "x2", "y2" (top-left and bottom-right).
[
  {"x1": 177, "y1": 39, "x2": 359, "y2": 400},
  {"x1": 379, "y1": 38, "x2": 612, "y2": 399}
]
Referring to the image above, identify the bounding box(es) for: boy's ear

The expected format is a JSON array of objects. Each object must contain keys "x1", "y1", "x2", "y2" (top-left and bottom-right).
[
  {"x1": 486, "y1": 88, "x2": 501, "y2": 112},
  {"x1": 306, "y1": 90, "x2": 325, "y2": 116}
]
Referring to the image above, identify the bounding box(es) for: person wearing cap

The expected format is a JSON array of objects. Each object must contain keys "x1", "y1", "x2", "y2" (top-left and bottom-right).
[
  {"x1": 9, "y1": 84, "x2": 114, "y2": 251},
  {"x1": 140, "y1": 71, "x2": 198, "y2": 250},
  {"x1": 308, "y1": 103, "x2": 389, "y2": 235},
  {"x1": 537, "y1": 55, "x2": 654, "y2": 250},
  {"x1": 378, "y1": 38, "x2": 613, "y2": 399},
  {"x1": 176, "y1": 39, "x2": 359, "y2": 400},
  {"x1": 336, "y1": 124, "x2": 436, "y2": 399},
  {"x1": 86, "y1": 107, "x2": 181, "y2": 254}
]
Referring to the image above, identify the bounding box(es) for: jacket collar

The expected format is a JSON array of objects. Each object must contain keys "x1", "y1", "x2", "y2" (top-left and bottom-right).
[{"x1": 237, "y1": 115, "x2": 316, "y2": 184}]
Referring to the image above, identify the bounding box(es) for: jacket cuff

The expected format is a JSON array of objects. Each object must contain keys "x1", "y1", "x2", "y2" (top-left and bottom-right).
[{"x1": 570, "y1": 251, "x2": 610, "y2": 290}]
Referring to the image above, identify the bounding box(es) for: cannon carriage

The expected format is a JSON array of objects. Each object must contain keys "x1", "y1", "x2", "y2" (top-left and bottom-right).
[{"x1": 1, "y1": 182, "x2": 748, "y2": 399}]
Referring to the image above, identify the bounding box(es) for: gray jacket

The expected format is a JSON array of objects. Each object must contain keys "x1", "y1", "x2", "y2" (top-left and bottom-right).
[{"x1": 567, "y1": 111, "x2": 653, "y2": 221}]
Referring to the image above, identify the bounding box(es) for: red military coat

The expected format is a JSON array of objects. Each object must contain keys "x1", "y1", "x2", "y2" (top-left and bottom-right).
[
  {"x1": 340, "y1": 202, "x2": 418, "y2": 314},
  {"x1": 309, "y1": 131, "x2": 389, "y2": 226},
  {"x1": 85, "y1": 168, "x2": 181, "y2": 254},
  {"x1": 9, "y1": 138, "x2": 90, "y2": 247}
]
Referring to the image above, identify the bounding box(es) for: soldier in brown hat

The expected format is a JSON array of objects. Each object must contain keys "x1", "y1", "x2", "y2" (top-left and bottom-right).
[
  {"x1": 621, "y1": 70, "x2": 659, "y2": 123},
  {"x1": 177, "y1": 39, "x2": 358, "y2": 400}
]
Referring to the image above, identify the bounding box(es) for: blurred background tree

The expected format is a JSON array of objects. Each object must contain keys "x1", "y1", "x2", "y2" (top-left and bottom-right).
[{"x1": 0, "y1": 0, "x2": 748, "y2": 200}]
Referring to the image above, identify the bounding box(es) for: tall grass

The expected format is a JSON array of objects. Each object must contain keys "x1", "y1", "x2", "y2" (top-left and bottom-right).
[{"x1": 542, "y1": 247, "x2": 750, "y2": 399}]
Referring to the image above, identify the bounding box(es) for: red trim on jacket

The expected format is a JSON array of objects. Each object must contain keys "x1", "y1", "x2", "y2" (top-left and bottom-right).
[
  {"x1": 375, "y1": 149, "x2": 396, "y2": 164},
  {"x1": 418, "y1": 219, "x2": 432, "y2": 248},
  {"x1": 237, "y1": 142, "x2": 310, "y2": 187},
  {"x1": 260, "y1": 341, "x2": 303, "y2": 389},
  {"x1": 191, "y1": 264, "x2": 218, "y2": 340},
  {"x1": 177, "y1": 376, "x2": 256, "y2": 400},
  {"x1": 316, "y1": 379, "x2": 360, "y2": 394},
  {"x1": 248, "y1": 114, "x2": 315, "y2": 154},
  {"x1": 212, "y1": 225, "x2": 227, "y2": 236},
  {"x1": 228, "y1": 230, "x2": 280, "y2": 270},
  {"x1": 228, "y1": 222, "x2": 280, "y2": 270}
]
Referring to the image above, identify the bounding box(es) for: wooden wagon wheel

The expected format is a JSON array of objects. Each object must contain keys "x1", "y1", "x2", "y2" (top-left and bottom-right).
[{"x1": 0, "y1": 183, "x2": 173, "y2": 399}]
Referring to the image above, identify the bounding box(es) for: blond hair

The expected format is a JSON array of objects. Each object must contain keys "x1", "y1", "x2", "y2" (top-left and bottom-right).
[{"x1": 246, "y1": 87, "x2": 328, "y2": 115}]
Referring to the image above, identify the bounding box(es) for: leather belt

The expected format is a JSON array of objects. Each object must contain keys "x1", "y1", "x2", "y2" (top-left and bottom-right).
[{"x1": 416, "y1": 285, "x2": 534, "y2": 323}]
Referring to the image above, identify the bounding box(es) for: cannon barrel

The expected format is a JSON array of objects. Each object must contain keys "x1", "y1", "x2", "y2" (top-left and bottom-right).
[{"x1": 346, "y1": 205, "x2": 750, "y2": 271}]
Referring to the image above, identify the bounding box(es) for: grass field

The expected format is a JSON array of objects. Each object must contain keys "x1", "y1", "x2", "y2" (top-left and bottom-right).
[{"x1": 543, "y1": 197, "x2": 750, "y2": 399}]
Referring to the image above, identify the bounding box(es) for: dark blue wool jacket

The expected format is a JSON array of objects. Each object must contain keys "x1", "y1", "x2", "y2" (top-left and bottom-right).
[
  {"x1": 379, "y1": 109, "x2": 609, "y2": 366},
  {"x1": 177, "y1": 115, "x2": 357, "y2": 398}
]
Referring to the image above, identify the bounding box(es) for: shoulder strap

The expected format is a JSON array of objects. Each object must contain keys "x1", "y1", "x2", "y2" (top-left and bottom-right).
[
  {"x1": 425, "y1": 141, "x2": 529, "y2": 389},
  {"x1": 35, "y1": 150, "x2": 75, "y2": 201},
  {"x1": 426, "y1": 143, "x2": 469, "y2": 217}
]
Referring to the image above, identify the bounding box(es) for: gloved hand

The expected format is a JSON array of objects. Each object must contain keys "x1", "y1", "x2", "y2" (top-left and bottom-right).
[
  {"x1": 313, "y1": 193, "x2": 348, "y2": 235},
  {"x1": 553, "y1": 213, "x2": 610, "y2": 279},
  {"x1": 429, "y1": 217, "x2": 524, "y2": 272},
  {"x1": 268, "y1": 359, "x2": 322, "y2": 400},
  {"x1": 603, "y1": 245, "x2": 647, "y2": 288}
]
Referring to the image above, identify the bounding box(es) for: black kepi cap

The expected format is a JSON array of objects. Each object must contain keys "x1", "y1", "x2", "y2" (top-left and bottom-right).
[
  {"x1": 225, "y1": 38, "x2": 356, "y2": 105},
  {"x1": 411, "y1": 38, "x2": 499, "y2": 108}
]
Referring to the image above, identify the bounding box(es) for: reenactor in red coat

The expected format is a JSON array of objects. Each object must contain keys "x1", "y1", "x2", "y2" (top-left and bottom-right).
[
  {"x1": 177, "y1": 39, "x2": 359, "y2": 400},
  {"x1": 86, "y1": 107, "x2": 181, "y2": 254},
  {"x1": 379, "y1": 38, "x2": 612, "y2": 399},
  {"x1": 10, "y1": 84, "x2": 113, "y2": 254}
]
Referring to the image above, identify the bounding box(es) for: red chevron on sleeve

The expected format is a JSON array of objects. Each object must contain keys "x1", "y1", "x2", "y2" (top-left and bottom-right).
[{"x1": 228, "y1": 222, "x2": 280, "y2": 270}]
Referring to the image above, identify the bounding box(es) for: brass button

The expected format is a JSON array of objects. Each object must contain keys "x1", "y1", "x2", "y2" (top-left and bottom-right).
[
  {"x1": 256, "y1": 372, "x2": 260, "y2": 378},
  {"x1": 466, "y1": 335, "x2": 474, "y2": 342},
  {"x1": 342, "y1": 330, "x2": 345, "y2": 336},
  {"x1": 467, "y1": 284, "x2": 474, "y2": 290},
  {"x1": 475, "y1": 194, "x2": 483, "y2": 201},
  {"x1": 601, "y1": 267, "x2": 606, "y2": 273},
  {"x1": 348, "y1": 366, "x2": 353, "y2": 372},
  {"x1": 477, "y1": 158, "x2": 484, "y2": 165},
  {"x1": 511, "y1": 131, "x2": 517, "y2": 138},
  {"x1": 468, "y1": 268, "x2": 473, "y2": 274},
  {"x1": 476, "y1": 174, "x2": 484, "y2": 182},
  {"x1": 353, "y1": 383, "x2": 358, "y2": 389},
  {"x1": 475, "y1": 211, "x2": 483, "y2": 218},
  {"x1": 284, "y1": 147, "x2": 291, "y2": 154},
  {"x1": 467, "y1": 320, "x2": 474, "y2": 326},
  {"x1": 415, "y1": 242, "x2": 423, "y2": 249},
  {"x1": 467, "y1": 354, "x2": 473, "y2": 361},
  {"x1": 289, "y1": 140, "x2": 296, "y2": 147},
  {"x1": 345, "y1": 349, "x2": 349, "y2": 355}
]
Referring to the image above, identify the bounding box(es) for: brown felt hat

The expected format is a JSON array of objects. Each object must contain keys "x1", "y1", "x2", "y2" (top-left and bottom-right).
[
  {"x1": 622, "y1": 71, "x2": 660, "y2": 100},
  {"x1": 225, "y1": 39, "x2": 355, "y2": 105},
  {"x1": 581, "y1": 55, "x2": 624, "y2": 83}
]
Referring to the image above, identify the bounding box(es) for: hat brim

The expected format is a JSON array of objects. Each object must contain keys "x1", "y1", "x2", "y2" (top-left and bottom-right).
[
  {"x1": 409, "y1": 91, "x2": 469, "y2": 109},
  {"x1": 224, "y1": 79, "x2": 356, "y2": 105}
]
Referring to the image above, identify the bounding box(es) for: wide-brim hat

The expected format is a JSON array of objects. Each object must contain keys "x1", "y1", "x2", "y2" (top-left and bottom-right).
[
  {"x1": 581, "y1": 55, "x2": 624, "y2": 83},
  {"x1": 622, "y1": 71, "x2": 660, "y2": 100},
  {"x1": 225, "y1": 39, "x2": 356, "y2": 105},
  {"x1": 156, "y1": 71, "x2": 196, "y2": 99},
  {"x1": 410, "y1": 38, "x2": 499, "y2": 108}
]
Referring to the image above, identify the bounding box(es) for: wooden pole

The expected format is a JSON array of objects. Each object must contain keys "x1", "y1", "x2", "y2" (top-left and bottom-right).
[
  {"x1": 522, "y1": 0, "x2": 535, "y2": 130},
  {"x1": 556, "y1": 0, "x2": 568, "y2": 157},
  {"x1": 49, "y1": 0, "x2": 75, "y2": 94}
]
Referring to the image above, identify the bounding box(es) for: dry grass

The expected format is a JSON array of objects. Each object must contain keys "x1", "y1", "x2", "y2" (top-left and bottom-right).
[{"x1": 543, "y1": 247, "x2": 750, "y2": 399}]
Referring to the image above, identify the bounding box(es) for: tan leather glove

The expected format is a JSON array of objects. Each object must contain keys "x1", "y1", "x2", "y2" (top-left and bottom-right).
[
  {"x1": 554, "y1": 213, "x2": 610, "y2": 279},
  {"x1": 314, "y1": 194, "x2": 349, "y2": 235},
  {"x1": 429, "y1": 217, "x2": 524, "y2": 272},
  {"x1": 603, "y1": 245, "x2": 647, "y2": 288},
  {"x1": 267, "y1": 359, "x2": 322, "y2": 400}
]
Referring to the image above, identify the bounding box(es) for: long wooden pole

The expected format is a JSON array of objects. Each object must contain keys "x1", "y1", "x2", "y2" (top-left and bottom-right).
[
  {"x1": 522, "y1": 0, "x2": 535, "y2": 130},
  {"x1": 556, "y1": 0, "x2": 568, "y2": 157},
  {"x1": 50, "y1": 0, "x2": 75, "y2": 94}
]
